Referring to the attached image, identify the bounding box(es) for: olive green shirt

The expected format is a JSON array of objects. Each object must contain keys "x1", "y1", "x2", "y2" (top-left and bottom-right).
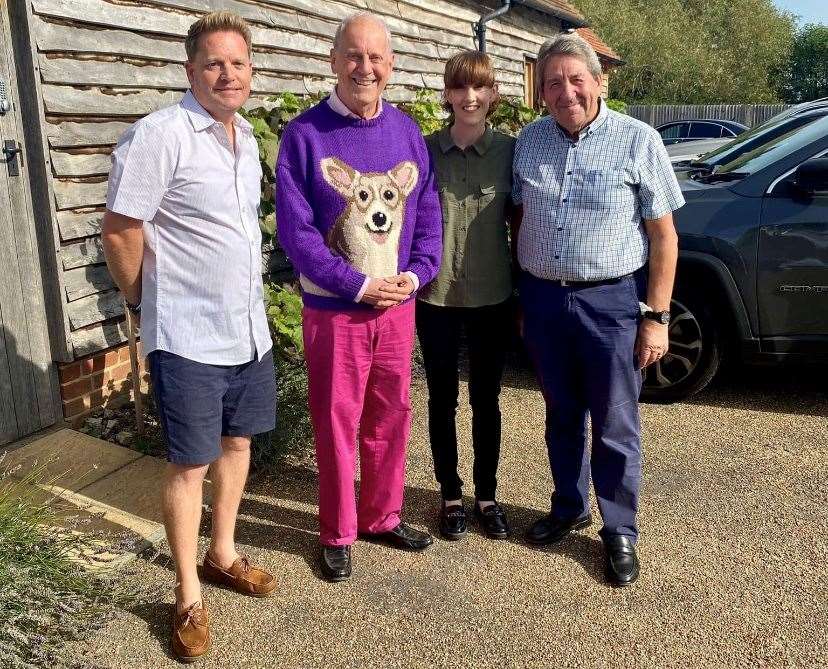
[{"x1": 418, "y1": 126, "x2": 515, "y2": 308}]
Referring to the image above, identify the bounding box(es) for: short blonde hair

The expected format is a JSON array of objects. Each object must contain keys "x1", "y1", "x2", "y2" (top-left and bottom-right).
[{"x1": 185, "y1": 11, "x2": 252, "y2": 61}]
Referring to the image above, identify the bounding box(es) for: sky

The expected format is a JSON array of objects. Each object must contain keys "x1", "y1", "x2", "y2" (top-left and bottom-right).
[{"x1": 771, "y1": 0, "x2": 827, "y2": 25}]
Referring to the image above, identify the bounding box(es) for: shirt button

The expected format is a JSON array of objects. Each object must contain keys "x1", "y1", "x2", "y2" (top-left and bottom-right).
[
  {"x1": 562, "y1": 198, "x2": 567, "y2": 203},
  {"x1": 566, "y1": 171, "x2": 573, "y2": 175},
  {"x1": 555, "y1": 255, "x2": 560, "y2": 259},
  {"x1": 557, "y1": 226, "x2": 563, "y2": 230}
]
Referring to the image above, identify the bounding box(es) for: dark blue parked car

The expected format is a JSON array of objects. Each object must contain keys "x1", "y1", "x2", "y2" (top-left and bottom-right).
[
  {"x1": 656, "y1": 119, "x2": 748, "y2": 145},
  {"x1": 642, "y1": 114, "x2": 828, "y2": 401}
]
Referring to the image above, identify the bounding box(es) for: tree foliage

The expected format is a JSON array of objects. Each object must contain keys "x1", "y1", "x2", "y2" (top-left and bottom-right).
[
  {"x1": 776, "y1": 23, "x2": 828, "y2": 103},
  {"x1": 570, "y1": 0, "x2": 796, "y2": 103}
]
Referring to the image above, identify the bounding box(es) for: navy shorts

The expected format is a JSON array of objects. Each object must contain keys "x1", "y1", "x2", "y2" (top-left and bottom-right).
[{"x1": 148, "y1": 349, "x2": 277, "y2": 466}]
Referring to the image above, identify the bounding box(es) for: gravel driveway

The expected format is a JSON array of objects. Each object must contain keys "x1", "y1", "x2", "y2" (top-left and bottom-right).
[{"x1": 74, "y1": 365, "x2": 827, "y2": 668}]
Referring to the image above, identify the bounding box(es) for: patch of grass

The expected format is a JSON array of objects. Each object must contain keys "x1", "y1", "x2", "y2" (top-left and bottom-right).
[{"x1": 0, "y1": 463, "x2": 141, "y2": 668}]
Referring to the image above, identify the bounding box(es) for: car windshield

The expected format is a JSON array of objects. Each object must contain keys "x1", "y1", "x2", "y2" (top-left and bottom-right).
[
  {"x1": 715, "y1": 115, "x2": 828, "y2": 176},
  {"x1": 693, "y1": 115, "x2": 814, "y2": 167}
]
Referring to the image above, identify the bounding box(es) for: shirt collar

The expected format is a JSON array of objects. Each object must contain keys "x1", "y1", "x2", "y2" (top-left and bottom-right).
[
  {"x1": 437, "y1": 125, "x2": 494, "y2": 155},
  {"x1": 552, "y1": 97, "x2": 608, "y2": 141},
  {"x1": 328, "y1": 86, "x2": 384, "y2": 119},
  {"x1": 181, "y1": 90, "x2": 252, "y2": 134}
]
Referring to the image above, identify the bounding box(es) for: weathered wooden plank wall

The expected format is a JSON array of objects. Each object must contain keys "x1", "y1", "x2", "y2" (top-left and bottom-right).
[
  {"x1": 23, "y1": 0, "x2": 561, "y2": 357},
  {"x1": 628, "y1": 104, "x2": 791, "y2": 128}
]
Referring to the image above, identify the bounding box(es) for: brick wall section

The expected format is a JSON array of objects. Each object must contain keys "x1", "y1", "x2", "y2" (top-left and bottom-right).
[{"x1": 58, "y1": 341, "x2": 150, "y2": 423}]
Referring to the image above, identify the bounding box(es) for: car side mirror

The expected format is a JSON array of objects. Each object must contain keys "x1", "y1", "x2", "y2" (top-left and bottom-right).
[{"x1": 794, "y1": 157, "x2": 828, "y2": 194}]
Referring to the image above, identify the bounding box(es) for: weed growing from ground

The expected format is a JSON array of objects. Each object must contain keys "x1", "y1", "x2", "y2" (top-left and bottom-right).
[{"x1": 0, "y1": 462, "x2": 144, "y2": 668}]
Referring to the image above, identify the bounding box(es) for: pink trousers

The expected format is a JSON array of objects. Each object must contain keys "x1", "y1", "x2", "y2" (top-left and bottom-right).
[{"x1": 302, "y1": 301, "x2": 415, "y2": 546}]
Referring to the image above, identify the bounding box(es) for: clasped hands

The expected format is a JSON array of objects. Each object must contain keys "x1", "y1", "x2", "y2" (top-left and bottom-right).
[{"x1": 360, "y1": 274, "x2": 416, "y2": 309}]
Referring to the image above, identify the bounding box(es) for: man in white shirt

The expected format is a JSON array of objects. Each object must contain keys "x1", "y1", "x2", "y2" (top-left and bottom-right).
[{"x1": 102, "y1": 11, "x2": 276, "y2": 662}]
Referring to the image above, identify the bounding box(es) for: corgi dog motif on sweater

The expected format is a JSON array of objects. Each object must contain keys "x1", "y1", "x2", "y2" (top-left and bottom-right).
[{"x1": 300, "y1": 157, "x2": 419, "y2": 298}]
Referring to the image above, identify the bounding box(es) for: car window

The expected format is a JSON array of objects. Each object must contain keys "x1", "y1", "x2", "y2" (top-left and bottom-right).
[
  {"x1": 716, "y1": 116, "x2": 828, "y2": 176},
  {"x1": 689, "y1": 122, "x2": 721, "y2": 138},
  {"x1": 660, "y1": 123, "x2": 687, "y2": 140},
  {"x1": 721, "y1": 127, "x2": 737, "y2": 137}
]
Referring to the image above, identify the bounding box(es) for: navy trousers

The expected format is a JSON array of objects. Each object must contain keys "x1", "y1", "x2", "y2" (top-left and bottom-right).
[{"x1": 520, "y1": 271, "x2": 644, "y2": 541}]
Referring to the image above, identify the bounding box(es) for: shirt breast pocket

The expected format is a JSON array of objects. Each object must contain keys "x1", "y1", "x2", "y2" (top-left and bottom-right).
[
  {"x1": 579, "y1": 169, "x2": 629, "y2": 211},
  {"x1": 477, "y1": 183, "x2": 510, "y2": 219},
  {"x1": 439, "y1": 185, "x2": 461, "y2": 220}
]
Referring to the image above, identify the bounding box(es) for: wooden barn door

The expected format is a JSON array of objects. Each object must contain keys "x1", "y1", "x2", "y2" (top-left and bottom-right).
[{"x1": 0, "y1": 7, "x2": 57, "y2": 445}]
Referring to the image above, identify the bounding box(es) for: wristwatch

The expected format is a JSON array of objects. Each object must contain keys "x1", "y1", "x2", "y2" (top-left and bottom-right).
[
  {"x1": 643, "y1": 308, "x2": 670, "y2": 324},
  {"x1": 125, "y1": 299, "x2": 141, "y2": 316}
]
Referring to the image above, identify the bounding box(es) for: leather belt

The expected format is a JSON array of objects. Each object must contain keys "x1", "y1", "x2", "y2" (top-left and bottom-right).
[{"x1": 544, "y1": 274, "x2": 629, "y2": 288}]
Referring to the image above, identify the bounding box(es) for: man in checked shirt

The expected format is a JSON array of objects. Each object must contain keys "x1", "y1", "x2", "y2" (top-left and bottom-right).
[{"x1": 512, "y1": 32, "x2": 684, "y2": 586}]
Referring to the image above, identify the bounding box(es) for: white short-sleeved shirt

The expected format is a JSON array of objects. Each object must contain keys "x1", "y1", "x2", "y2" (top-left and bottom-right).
[{"x1": 106, "y1": 91, "x2": 272, "y2": 364}]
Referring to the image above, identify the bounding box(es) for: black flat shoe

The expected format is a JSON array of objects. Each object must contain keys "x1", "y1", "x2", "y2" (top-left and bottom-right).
[
  {"x1": 603, "y1": 535, "x2": 639, "y2": 586},
  {"x1": 368, "y1": 522, "x2": 434, "y2": 551},
  {"x1": 440, "y1": 503, "x2": 467, "y2": 540},
  {"x1": 474, "y1": 502, "x2": 511, "y2": 539},
  {"x1": 525, "y1": 512, "x2": 592, "y2": 545},
  {"x1": 320, "y1": 545, "x2": 351, "y2": 582}
]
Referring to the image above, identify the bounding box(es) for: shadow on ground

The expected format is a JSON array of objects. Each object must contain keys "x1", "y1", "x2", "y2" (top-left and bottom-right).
[{"x1": 494, "y1": 357, "x2": 827, "y2": 417}]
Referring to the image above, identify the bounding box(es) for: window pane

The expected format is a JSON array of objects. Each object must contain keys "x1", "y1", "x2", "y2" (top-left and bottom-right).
[
  {"x1": 660, "y1": 124, "x2": 685, "y2": 140},
  {"x1": 689, "y1": 122, "x2": 720, "y2": 138}
]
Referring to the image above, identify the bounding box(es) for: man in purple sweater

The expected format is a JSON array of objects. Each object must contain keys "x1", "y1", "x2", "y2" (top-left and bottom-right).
[{"x1": 275, "y1": 12, "x2": 442, "y2": 581}]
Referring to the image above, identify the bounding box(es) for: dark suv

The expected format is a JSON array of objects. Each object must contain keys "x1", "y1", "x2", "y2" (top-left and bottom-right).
[{"x1": 641, "y1": 114, "x2": 828, "y2": 402}]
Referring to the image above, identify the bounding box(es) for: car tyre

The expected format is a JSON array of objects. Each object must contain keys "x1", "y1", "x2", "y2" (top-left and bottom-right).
[{"x1": 640, "y1": 288, "x2": 722, "y2": 403}]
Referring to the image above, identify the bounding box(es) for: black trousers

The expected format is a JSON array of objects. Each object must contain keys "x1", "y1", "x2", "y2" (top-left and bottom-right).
[{"x1": 415, "y1": 299, "x2": 511, "y2": 501}]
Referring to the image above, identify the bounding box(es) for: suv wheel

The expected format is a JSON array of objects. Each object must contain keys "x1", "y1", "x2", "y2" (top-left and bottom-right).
[{"x1": 640, "y1": 289, "x2": 722, "y2": 403}]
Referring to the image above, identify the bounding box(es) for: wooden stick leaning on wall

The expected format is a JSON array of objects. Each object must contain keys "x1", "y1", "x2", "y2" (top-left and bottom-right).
[{"x1": 124, "y1": 303, "x2": 144, "y2": 434}]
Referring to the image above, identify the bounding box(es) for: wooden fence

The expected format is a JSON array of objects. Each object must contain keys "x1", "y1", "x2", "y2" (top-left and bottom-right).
[{"x1": 628, "y1": 104, "x2": 791, "y2": 128}]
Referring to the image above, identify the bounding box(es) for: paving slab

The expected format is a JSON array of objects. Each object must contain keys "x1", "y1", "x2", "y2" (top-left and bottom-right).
[
  {"x1": 1, "y1": 427, "x2": 142, "y2": 491},
  {"x1": 1, "y1": 428, "x2": 166, "y2": 552}
]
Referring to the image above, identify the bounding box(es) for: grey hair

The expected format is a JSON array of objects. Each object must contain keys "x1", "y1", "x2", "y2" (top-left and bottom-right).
[
  {"x1": 535, "y1": 31, "x2": 602, "y2": 99},
  {"x1": 332, "y1": 12, "x2": 393, "y2": 53}
]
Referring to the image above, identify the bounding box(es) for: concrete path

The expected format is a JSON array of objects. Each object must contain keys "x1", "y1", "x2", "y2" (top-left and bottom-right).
[
  {"x1": 1, "y1": 428, "x2": 166, "y2": 561},
  {"x1": 65, "y1": 367, "x2": 827, "y2": 668}
]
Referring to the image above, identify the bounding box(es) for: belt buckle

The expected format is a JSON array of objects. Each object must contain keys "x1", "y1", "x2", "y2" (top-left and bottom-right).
[{"x1": 560, "y1": 279, "x2": 570, "y2": 287}]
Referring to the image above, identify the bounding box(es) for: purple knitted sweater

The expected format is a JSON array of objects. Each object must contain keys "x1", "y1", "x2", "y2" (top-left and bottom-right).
[{"x1": 275, "y1": 99, "x2": 442, "y2": 311}]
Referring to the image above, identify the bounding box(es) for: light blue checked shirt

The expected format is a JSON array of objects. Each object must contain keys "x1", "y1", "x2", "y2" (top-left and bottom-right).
[{"x1": 513, "y1": 101, "x2": 685, "y2": 281}]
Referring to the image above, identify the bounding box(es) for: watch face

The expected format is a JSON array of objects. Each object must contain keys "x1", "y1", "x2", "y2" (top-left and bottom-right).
[{"x1": 658, "y1": 311, "x2": 670, "y2": 324}]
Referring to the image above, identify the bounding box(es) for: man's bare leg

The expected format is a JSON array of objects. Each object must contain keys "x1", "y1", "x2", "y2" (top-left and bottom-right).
[
  {"x1": 163, "y1": 462, "x2": 209, "y2": 612},
  {"x1": 206, "y1": 435, "x2": 251, "y2": 567}
]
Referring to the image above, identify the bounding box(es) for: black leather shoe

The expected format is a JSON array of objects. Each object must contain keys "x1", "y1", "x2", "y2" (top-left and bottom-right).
[
  {"x1": 525, "y1": 512, "x2": 592, "y2": 545},
  {"x1": 320, "y1": 545, "x2": 351, "y2": 582},
  {"x1": 603, "y1": 535, "x2": 639, "y2": 587},
  {"x1": 369, "y1": 522, "x2": 434, "y2": 551},
  {"x1": 473, "y1": 502, "x2": 511, "y2": 539},
  {"x1": 439, "y1": 503, "x2": 467, "y2": 540}
]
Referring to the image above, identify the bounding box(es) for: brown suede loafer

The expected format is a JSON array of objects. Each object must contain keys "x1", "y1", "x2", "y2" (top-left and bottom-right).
[
  {"x1": 171, "y1": 600, "x2": 211, "y2": 663},
  {"x1": 201, "y1": 553, "x2": 277, "y2": 598}
]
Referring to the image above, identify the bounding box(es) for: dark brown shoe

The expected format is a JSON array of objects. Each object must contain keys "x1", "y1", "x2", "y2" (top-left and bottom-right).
[
  {"x1": 201, "y1": 553, "x2": 277, "y2": 597},
  {"x1": 171, "y1": 600, "x2": 211, "y2": 663}
]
